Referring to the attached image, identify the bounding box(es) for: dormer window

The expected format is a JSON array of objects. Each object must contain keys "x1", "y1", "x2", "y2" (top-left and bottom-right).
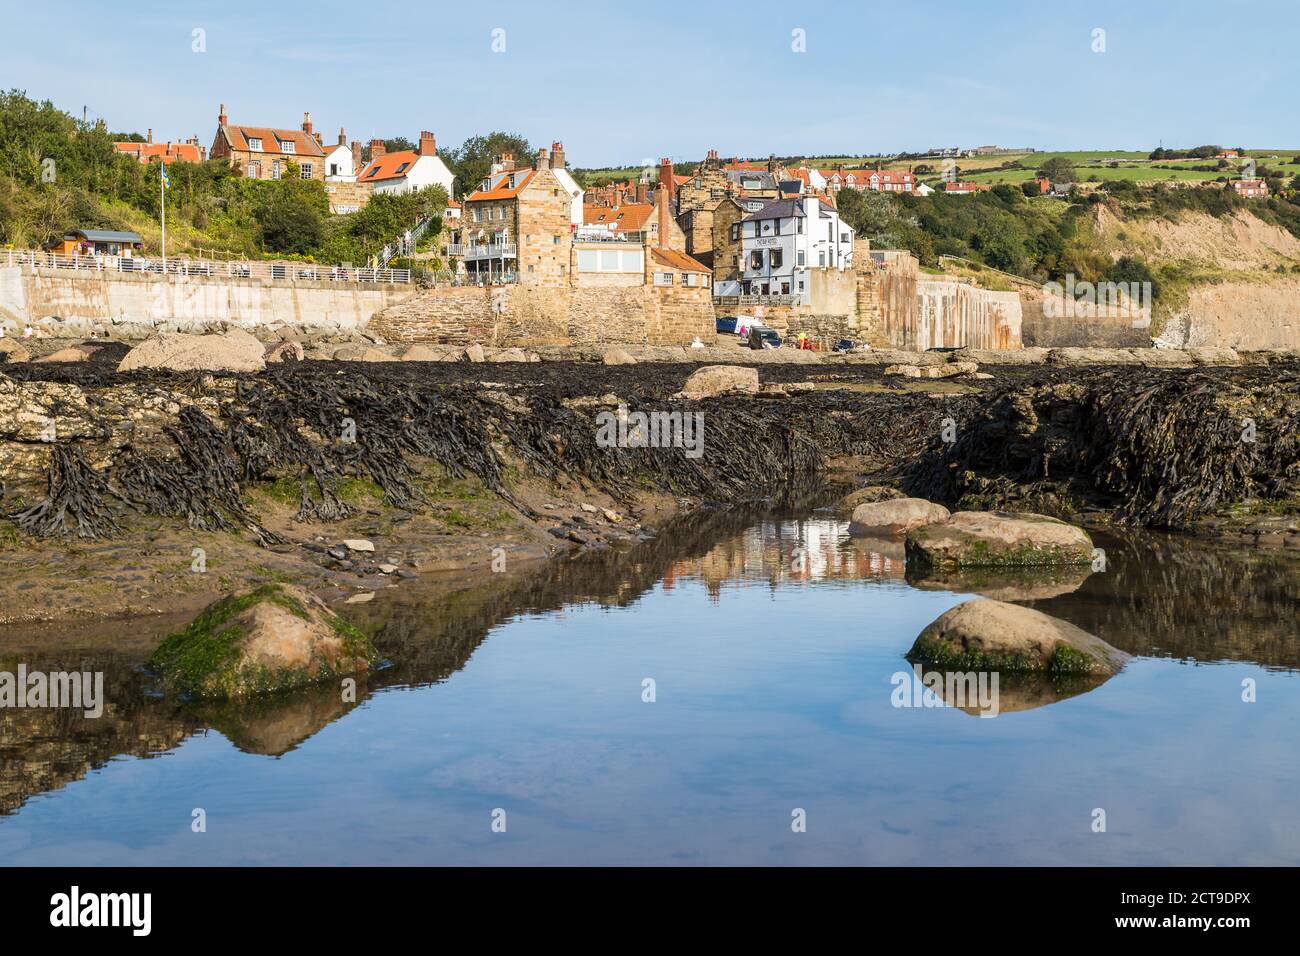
[
  {"x1": 248, "y1": 137, "x2": 263, "y2": 151},
  {"x1": 395, "y1": 162, "x2": 409, "y2": 174},
  {"x1": 480, "y1": 179, "x2": 490, "y2": 191},
  {"x1": 280, "y1": 140, "x2": 295, "y2": 154}
]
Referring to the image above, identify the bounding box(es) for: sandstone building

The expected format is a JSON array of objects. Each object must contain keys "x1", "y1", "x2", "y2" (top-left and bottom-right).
[{"x1": 210, "y1": 104, "x2": 327, "y2": 181}]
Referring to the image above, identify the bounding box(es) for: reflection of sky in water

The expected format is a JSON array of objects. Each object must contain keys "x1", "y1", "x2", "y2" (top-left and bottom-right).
[{"x1": 2, "y1": 519, "x2": 1298, "y2": 866}]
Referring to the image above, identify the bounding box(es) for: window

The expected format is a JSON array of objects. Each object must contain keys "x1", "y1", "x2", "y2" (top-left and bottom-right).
[
  {"x1": 730, "y1": 223, "x2": 740, "y2": 241},
  {"x1": 272, "y1": 160, "x2": 281, "y2": 180},
  {"x1": 246, "y1": 161, "x2": 260, "y2": 178},
  {"x1": 396, "y1": 162, "x2": 409, "y2": 174},
  {"x1": 797, "y1": 250, "x2": 806, "y2": 267},
  {"x1": 749, "y1": 250, "x2": 764, "y2": 271},
  {"x1": 653, "y1": 272, "x2": 673, "y2": 286},
  {"x1": 329, "y1": 163, "x2": 339, "y2": 176},
  {"x1": 248, "y1": 137, "x2": 263, "y2": 151},
  {"x1": 280, "y1": 140, "x2": 295, "y2": 154},
  {"x1": 553, "y1": 236, "x2": 561, "y2": 244},
  {"x1": 683, "y1": 273, "x2": 696, "y2": 287},
  {"x1": 300, "y1": 164, "x2": 313, "y2": 179},
  {"x1": 841, "y1": 232, "x2": 850, "y2": 243},
  {"x1": 473, "y1": 208, "x2": 482, "y2": 223},
  {"x1": 819, "y1": 251, "x2": 826, "y2": 266},
  {"x1": 797, "y1": 217, "x2": 804, "y2": 234},
  {"x1": 368, "y1": 167, "x2": 380, "y2": 178},
  {"x1": 770, "y1": 248, "x2": 783, "y2": 270}
]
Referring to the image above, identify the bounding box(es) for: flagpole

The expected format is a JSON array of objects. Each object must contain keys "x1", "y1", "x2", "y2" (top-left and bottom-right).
[{"x1": 160, "y1": 162, "x2": 167, "y2": 271}]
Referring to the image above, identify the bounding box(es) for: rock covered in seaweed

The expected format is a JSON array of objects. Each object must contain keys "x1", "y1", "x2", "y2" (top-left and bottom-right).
[
  {"x1": 909, "y1": 599, "x2": 1129, "y2": 676},
  {"x1": 905, "y1": 511, "x2": 1094, "y2": 568},
  {"x1": 149, "y1": 584, "x2": 376, "y2": 699}
]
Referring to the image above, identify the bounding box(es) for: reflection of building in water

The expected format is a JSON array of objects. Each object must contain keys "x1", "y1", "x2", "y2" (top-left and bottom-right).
[{"x1": 668, "y1": 518, "x2": 905, "y2": 602}]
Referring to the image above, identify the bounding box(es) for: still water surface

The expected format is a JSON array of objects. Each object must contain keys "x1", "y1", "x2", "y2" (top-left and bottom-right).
[{"x1": 2, "y1": 511, "x2": 1297, "y2": 865}]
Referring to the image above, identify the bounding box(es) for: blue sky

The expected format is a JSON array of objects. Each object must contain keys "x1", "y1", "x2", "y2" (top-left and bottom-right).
[{"x1": 1, "y1": 0, "x2": 1295, "y2": 167}]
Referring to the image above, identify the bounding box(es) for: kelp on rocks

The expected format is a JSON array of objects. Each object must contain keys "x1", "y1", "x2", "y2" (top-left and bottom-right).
[
  {"x1": 2, "y1": 361, "x2": 969, "y2": 542},
  {"x1": 903, "y1": 365, "x2": 1300, "y2": 527}
]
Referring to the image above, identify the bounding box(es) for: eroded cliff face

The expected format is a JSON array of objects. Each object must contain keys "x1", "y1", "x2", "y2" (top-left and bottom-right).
[{"x1": 1159, "y1": 277, "x2": 1300, "y2": 350}]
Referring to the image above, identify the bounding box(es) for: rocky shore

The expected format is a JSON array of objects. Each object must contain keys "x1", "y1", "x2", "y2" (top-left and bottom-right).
[{"x1": 2, "y1": 336, "x2": 1298, "y2": 628}]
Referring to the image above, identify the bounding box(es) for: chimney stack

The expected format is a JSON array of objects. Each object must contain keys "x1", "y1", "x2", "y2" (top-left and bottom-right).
[
  {"x1": 302, "y1": 111, "x2": 313, "y2": 135},
  {"x1": 550, "y1": 141, "x2": 566, "y2": 169},
  {"x1": 535, "y1": 147, "x2": 550, "y2": 170},
  {"x1": 418, "y1": 130, "x2": 437, "y2": 157},
  {"x1": 369, "y1": 138, "x2": 386, "y2": 160},
  {"x1": 314, "y1": 132, "x2": 323, "y2": 146},
  {"x1": 146, "y1": 128, "x2": 153, "y2": 144},
  {"x1": 218, "y1": 103, "x2": 227, "y2": 128},
  {"x1": 636, "y1": 183, "x2": 649, "y2": 204},
  {"x1": 658, "y1": 157, "x2": 675, "y2": 202},
  {"x1": 707, "y1": 148, "x2": 718, "y2": 162},
  {"x1": 351, "y1": 140, "x2": 362, "y2": 171},
  {"x1": 338, "y1": 127, "x2": 347, "y2": 146},
  {"x1": 656, "y1": 183, "x2": 670, "y2": 249}
]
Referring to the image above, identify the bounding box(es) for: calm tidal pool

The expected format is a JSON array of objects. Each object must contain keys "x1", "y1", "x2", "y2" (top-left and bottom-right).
[{"x1": 2, "y1": 511, "x2": 1297, "y2": 865}]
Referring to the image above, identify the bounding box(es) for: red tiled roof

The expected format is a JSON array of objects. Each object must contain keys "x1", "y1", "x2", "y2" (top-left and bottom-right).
[
  {"x1": 466, "y1": 169, "x2": 536, "y2": 201},
  {"x1": 222, "y1": 124, "x2": 325, "y2": 157},
  {"x1": 357, "y1": 149, "x2": 423, "y2": 183},
  {"x1": 585, "y1": 203, "x2": 654, "y2": 232},
  {"x1": 114, "y1": 141, "x2": 204, "y2": 164},
  {"x1": 651, "y1": 248, "x2": 710, "y2": 273}
]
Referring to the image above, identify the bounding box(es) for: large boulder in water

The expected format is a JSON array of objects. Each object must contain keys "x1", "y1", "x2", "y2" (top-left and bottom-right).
[
  {"x1": 906, "y1": 511, "x2": 1093, "y2": 568},
  {"x1": 149, "y1": 584, "x2": 376, "y2": 699},
  {"x1": 677, "y1": 365, "x2": 760, "y2": 399},
  {"x1": 909, "y1": 599, "x2": 1129, "y2": 676},
  {"x1": 849, "y1": 498, "x2": 950, "y2": 537},
  {"x1": 119, "y1": 330, "x2": 266, "y2": 373}
]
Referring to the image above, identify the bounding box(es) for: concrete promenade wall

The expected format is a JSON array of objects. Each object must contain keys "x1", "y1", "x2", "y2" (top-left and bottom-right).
[{"x1": 0, "y1": 265, "x2": 415, "y2": 335}]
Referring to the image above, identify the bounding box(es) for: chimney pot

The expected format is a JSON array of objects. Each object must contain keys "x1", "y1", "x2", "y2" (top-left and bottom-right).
[
  {"x1": 418, "y1": 130, "x2": 437, "y2": 157},
  {"x1": 302, "y1": 111, "x2": 313, "y2": 134},
  {"x1": 218, "y1": 103, "x2": 227, "y2": 127},
  {"x1": 369, "y1": 138, "x2": 386, "y2": 159}
]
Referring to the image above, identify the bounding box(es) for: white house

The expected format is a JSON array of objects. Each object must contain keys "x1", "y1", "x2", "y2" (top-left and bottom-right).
[
  {"x1": 356, "y1": 130, "x2": 455, "y2": 197},
  {"x1": 324, "y1": 129, "x2": 355, "y2": 182},
  {"x1": 737, "y1": 196, "x2": 854, "y2": 300}
]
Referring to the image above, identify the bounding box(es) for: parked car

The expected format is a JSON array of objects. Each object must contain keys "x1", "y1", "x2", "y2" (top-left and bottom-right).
[
  {"x1": 716, "y1": 316, "x2": 739, "y2": 335},
  {"x1": 747, "y1": 327, "x2": 782, "y2": 349},
  {"x1": 832, "y1": 339, "x2": 857, "y2": 353}
]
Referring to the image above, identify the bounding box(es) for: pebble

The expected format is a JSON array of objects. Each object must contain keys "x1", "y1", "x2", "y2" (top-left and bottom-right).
[
  {"x1": 580, "y1": 503, "x2": 598, "y2": 513},
  {"x1": 343, "y1": 539, "x2": 375, "y2": 552},
  {"x1": 344, "y1": 592, "x2": 375, "y2": 604},
  {"x1": 378, "y1": 563, "x2": 398, "y2": 573}
]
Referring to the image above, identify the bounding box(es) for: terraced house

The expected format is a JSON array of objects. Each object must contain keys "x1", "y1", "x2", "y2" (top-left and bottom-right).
[
  {"x1": 457, "y1": 143, "x2": 583, "y2": 285},
  {"x1": 209, "y1": 104, "x2": 327, "y2": 181}
]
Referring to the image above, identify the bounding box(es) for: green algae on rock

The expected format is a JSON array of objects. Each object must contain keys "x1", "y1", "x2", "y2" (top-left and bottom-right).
[
  {"x1": 905, "y1": 511, "x2": 1094, "y2": 568},
  {"x1": 149, "y1": 584, "x2": 376, "y2": 699},
  {"x1": 908, "y1": 598, "x2": 1129, "y2": 676}
]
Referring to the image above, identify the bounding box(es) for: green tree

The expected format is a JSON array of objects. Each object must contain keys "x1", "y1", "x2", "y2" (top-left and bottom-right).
[
  {"x1": 1037, "y1": 156, "x2": 1077, "y2": 183},
  {"x1": 443, "y1": 131, "x2": 532, "y2": 199}
]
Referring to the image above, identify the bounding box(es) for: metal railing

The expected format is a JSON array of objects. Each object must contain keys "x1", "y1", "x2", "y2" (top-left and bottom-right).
[
  {"x1": 446, "y1": 243, "x2": 517, "y2": 260},
  {"x1": 6, "y1": 249, "x2": 411, "y2": 285},
  {"x1": 573, "y1": 230, "x2": 647, "y2": 244},
  {"x1": 714, "y1": 293, "x2": 802, "y2": 306},
  {"x1": 376, "y1": 212, "x2": 437, "y2": 270}
]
